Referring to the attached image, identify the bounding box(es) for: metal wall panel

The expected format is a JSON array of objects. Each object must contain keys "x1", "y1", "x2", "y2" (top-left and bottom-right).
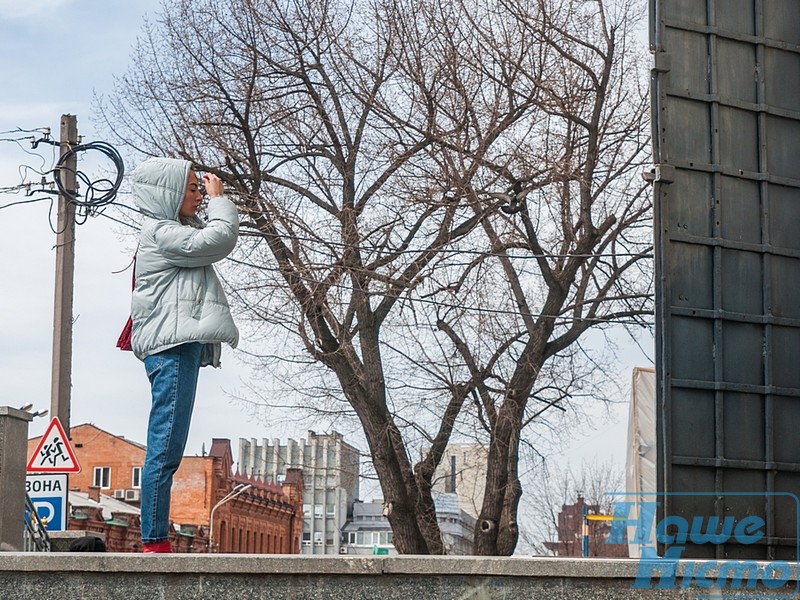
[{"x1": 653, "y1": 0, "x2": 800, "y2": 558}]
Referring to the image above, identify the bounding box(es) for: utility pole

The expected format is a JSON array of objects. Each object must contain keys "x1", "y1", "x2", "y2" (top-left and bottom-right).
[{"x1": 50, "y1": 114, "x2": 78, "y2": 438}]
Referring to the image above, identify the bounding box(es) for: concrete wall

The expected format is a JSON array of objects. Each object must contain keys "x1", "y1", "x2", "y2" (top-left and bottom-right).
[
  {"x1": 0, "y1": 407, "x2": 33, "y2": 551},
  {"x1": 0, "y1": 555, "x2": 797, "y2": 599}
]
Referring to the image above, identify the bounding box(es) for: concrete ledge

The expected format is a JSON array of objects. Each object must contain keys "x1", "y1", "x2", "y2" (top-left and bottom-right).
[
  {"x1": 0, "y1": 554, "x2": 646, "y2": 576},
  {"x1": 0, "y1": 554, "x2": 797, "y2": 599}
]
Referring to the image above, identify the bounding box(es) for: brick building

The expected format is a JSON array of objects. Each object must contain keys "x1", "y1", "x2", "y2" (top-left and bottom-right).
[
  {"x1": 544, "y1": 495, "x2": 628, "y2": 558},
  {"x1": 28, "y1": 424, "x2": 303, "y2": 553},
  {"x1": 67, "y1": 487, "x2": 145, "y2": 552}
]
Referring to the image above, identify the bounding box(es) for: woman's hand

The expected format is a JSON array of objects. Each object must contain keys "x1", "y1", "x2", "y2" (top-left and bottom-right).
[{"x1": 202, "y1": 173, "x2": 224, "y2": 197}]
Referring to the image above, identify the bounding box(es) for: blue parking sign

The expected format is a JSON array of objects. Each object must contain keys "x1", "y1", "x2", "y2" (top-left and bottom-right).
[
  {"x1": 30, "y1": 496, "x2": 65, "y2": 531},
  {"x1": 25, "y1": 474, "x2": 67, "y2": 531}
]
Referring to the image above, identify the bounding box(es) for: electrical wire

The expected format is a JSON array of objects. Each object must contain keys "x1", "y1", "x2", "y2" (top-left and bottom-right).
[
  {"x1": 0, "y1": 197, "x2": 52, "y2": 211},
  {"x1": 94, "y1": 209, "x2": 142, "y2": 232},
  {"x1": 53, "y1": 141, "x2": 125, "y2": 213},
  {"x1": 1, "y1": 133, "x2": 126, "y2": 234},
  {"x1": 0, "y1": 127, "x2": 49, "y2": 135},
  {"x1": 0, "y1": 182, "x2": 33, "y2": 195},
  {"x1": 0, "y1": 128, "x2": 50, "y2": 145},
  {"x1": 238, "y1": 229, "x2": 653, "y2": 261},
  {"x1": 223, "y1": 255, "x2": 654, "y2": 326}
]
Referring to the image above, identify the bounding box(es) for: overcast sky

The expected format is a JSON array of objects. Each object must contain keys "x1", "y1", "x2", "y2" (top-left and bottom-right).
[{"x1": 0, "y1": 0, "x2": 654, "y2": 477}]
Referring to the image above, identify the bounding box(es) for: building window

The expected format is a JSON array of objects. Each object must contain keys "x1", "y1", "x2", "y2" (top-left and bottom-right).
[
  {"x1": 93, "y1": 466, "x2": 110, "y2": 489},
  {"x1": 131, "y1": 467, "x2": 142, "y2": 489}
]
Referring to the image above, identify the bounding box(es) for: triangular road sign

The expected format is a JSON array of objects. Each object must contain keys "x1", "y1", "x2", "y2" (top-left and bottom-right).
[{"x1": 27, "y1": 417, "x2": 81, "y2": 473}]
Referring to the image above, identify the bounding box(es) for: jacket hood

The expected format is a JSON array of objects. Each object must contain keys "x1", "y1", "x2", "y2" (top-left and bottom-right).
[{"x1": 131, "y1": 157, "x2": 192, "y2": 220}]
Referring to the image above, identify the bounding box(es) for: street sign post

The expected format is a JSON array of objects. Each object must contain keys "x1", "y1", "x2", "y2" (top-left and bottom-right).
[{"x1": 26, "y1": 417, "x2": 79, "y2": 532}]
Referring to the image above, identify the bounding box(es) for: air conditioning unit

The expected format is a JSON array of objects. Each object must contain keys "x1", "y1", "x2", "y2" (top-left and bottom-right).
[
  {"x1": 339, "y1": 547, "x2": 348, "y2": 554},
  {"x1": 124, "y1": 489, "x2": 141, "y2": 501},
  {"x1": 112, "y1": 489, "x2": 126, "y2": 500}
]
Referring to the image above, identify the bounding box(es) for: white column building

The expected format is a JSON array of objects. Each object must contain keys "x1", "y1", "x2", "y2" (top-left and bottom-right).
[{"x1": 238, "y1": 431, "x2": 360, "y2": 555}]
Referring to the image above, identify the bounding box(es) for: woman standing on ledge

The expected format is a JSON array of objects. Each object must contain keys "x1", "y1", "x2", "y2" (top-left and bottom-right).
[{"x1": 129, "y1": 158, "x2": 239, "y2": 553}]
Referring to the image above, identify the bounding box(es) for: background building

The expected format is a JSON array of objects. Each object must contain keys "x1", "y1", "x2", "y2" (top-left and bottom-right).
[
  {"x1": 173, "y1": 438, "x2": 304, "y2": 554},
  {"x1": 68, "y1": 487, "x2": 144, "y2": 552},
  {"x1": 35, "y1": 423, "x2": 148, "y2": 503},
  {"x1": 430, "y1": 443, "x2": 488, "y2": 519},
  {"x1": 543, "y1": 495, "x2": 628, "y2": 558},
  {"x1": 238, "y1": 430, "x2": 360, "y2": 555},
  {"x1": 434, "y1": 492, "x2": 477, "y2": 555},
  {"x1": 340, "y1": 500, "x2": 395, "y2": 555},
  {"x1": 28, "y1": 424, "x2": 303, "y2": 553},
  {"x1": 340, "y1": 493, "x2": 476, "y2": 555}
]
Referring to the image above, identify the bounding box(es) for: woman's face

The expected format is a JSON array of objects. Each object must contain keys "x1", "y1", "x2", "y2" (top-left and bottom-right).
[{"x1": 179, "y1": 170, "x2": 203, "y2": 218}]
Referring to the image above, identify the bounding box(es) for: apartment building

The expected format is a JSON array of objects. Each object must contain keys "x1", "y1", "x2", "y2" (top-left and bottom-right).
[
  {"x1": 340, "y1": 493, "x2": 476, "y2": 555},
  {"x1": 430, "y1": 442, "x2": 488, "y2": 519},
  {"x1": 238, "y1": 430, "x2": 360, "y2": 554}
]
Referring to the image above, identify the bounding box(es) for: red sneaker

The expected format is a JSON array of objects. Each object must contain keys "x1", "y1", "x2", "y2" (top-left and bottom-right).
[{"x1": 143, "y1": 540, "x2": 173, "y2": 554}]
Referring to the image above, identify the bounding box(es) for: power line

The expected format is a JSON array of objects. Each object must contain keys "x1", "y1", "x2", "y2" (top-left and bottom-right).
[
  {"x1": 0, "y1": 125, "x2": 125, "y2": 224},
  {"x1": 52, "y1": 141, "x2": 124, "y2": 212},
  {"x1": 224, "y1": 255, "x2": 654, "y2": 326},
  {"x1": 0, "y1": 196, "x2": 53, "y2": 211},
  {"x1": 0, "y1": 182, "x2": 33, "y2": 195},
  {"x1": 0, "y1": 127, "x2": 50, "y2": 136},
  {"x1": 92, "y1": 208, "x2": 141, "y2": 232},
  {"x1": 238, "y1": 229, "x2": 653, "y2": 261}
]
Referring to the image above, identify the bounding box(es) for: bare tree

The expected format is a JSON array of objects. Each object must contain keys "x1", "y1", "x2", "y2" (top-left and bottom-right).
[
  {"x1": 520, "y1": 458, "x2": 625, "y2": 556},
  {"x1": 100, "y1": 0, "x2": 651, "y2": 555},
  {"x1": 380, "y1": 0, "x2": 651, "y2": 555}
]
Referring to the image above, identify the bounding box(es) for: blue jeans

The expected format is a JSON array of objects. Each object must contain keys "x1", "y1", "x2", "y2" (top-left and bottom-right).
[{"x1": 141, "y1": 342, "x2": 203, "y2": 543}]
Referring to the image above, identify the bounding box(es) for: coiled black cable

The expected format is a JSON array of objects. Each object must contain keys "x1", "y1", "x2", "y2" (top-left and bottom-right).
[{"x1": 52, "y1": 141, "x2": 125, "y2": 211}]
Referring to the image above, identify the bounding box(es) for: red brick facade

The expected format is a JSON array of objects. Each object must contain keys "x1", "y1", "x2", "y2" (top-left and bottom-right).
[
  {"x1": 544, "y1": 495, "x2": 628, "y2": 558},
  {"x1": 28, "y1": 424, "x2": 303, "y2": 553}
]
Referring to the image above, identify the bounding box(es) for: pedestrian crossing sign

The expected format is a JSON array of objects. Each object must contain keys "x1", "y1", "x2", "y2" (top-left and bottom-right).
[{"x1": 27, "y1": 417, "x2": 81, "y2": 473}]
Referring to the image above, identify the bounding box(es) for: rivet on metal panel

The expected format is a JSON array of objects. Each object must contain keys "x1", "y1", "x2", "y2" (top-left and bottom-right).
[{"x1": 652, "y1": 52, "x2": 672, "y2": 73}]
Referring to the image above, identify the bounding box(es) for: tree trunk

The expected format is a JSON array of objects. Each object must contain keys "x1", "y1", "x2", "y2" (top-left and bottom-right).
[
  {"x1": 326, "y1": 334, "x2": 445, "y2": 555},
  {"x1": 474, "y1": 341, "x2": 544, "y2": 555},
  {"x1": 497, "y1": 425, "x2": 523, "y2": 555},
  {"x1": 474, "y1": 399, "x2": 522, "y2": 554},
  {"x1": 362, "y1": 407, "x2": 444, "y2": 554}
]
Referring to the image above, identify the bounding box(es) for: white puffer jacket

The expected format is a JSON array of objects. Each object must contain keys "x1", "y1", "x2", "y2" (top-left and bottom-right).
[{"x1": 130, "y1": 157, "x2": 239, "y2": 367}]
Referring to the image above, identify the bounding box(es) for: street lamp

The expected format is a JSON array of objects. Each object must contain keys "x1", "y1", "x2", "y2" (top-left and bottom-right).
[{"x1": 208, "y1": 483, "x2": 252, "y2": 553}]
